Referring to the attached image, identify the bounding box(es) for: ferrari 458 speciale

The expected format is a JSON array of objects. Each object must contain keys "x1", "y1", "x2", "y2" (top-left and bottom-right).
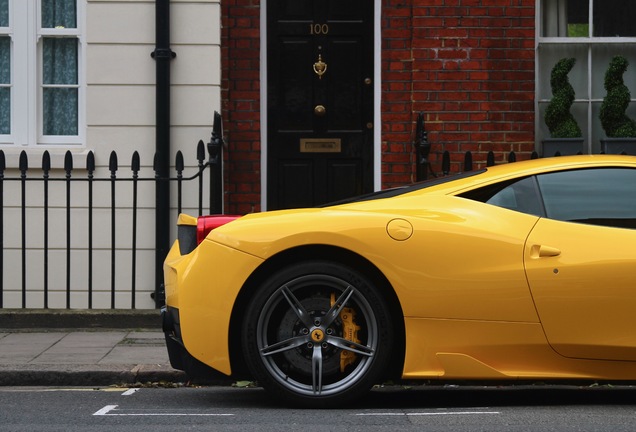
[{"x1": 162, "y1": 155, "x2": 636, "y2": 407}]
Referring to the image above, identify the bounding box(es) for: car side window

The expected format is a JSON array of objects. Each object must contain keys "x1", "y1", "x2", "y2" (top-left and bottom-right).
[
  {"x1": 536, "y1": 168, "x2": 636, "y2": 229},
  {"x1": 486, "y1": 176, "x2": 544, "y2": 216},
  {"x1": 460, "y1": 176, "x2": 545, "y2": 217}
]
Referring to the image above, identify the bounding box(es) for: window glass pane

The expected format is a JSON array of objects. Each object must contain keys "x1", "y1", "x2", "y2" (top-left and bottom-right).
[
  {"x1": 0, "y1": 36, "x2": 8, "y2": 134},
  {"x1": 459, "y1": 176, "x2": 545, "y2": 216},
  {"x1": 43, "y1": 38, "x2": 78, "y2": 84},
  {"x1": 0, "y1": 87, "x2": 8, "y2": 134},
  {"x1": 0, "y1": 0, "x2": 8, "y2": 27},
  {"x1": 0, "y1": 36, "x2": 8, "y2": 84},
  {"x1": 538, "y1": 168, "x2": 636, "y2": 229},
  {"x1": 42, "y1": 0, "x2": 77, "y2": 29},
  {"x1": 486, "y1": 177, "x2": 544, "y2": 216},
  {"x1": 593, "y1": 0, "x2": 636, "y2": 37},
  {"x1": 42, "y1": 37, "x2": 78, "y2": 136},
  {"x1": 43, "y1": 88, "x2": 78, "y2": 135},
  {"x1": 541, "y1": 0, "x2": 589, "y2": 37},
  {"x1": 566, "y1": 1, "x2": 589, "y2": 37}
]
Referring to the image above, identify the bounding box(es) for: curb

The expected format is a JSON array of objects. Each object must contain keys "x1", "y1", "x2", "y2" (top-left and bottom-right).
[
  {"x1": 0, "y1": 309, "x2": 161, "y2": 330},
  {"x1": 0, "y1": 364, "x2": 188, "y2": 386}
]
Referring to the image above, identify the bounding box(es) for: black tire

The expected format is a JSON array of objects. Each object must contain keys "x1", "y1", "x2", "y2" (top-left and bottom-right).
[{"x1": 241, "y1": 260, "x2": 394, "y2": 408}]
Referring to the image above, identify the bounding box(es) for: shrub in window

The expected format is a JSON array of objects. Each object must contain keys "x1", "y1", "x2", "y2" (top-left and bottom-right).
[
  {"x1": 599, "y1": 55, "x2": 636, "y2": 155},
  {"x1": 542, "y1": 58, "x2": 583, "y2": 157},
  {"x1": 600, "y1": 55, "x2": 636, "y2": 138},
  {"x1": 545, "y1": 58, "x2": 582, "y2": 138}
]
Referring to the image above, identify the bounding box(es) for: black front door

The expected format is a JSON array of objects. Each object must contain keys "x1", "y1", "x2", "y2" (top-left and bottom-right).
[{"x1": 266, "y1": 1, "x2": 374, "y2": 210}]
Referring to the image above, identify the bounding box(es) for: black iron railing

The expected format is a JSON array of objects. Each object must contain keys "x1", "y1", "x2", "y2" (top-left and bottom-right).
[{"x1": 0, "y1": 125, "x2": 223, "y2": 310}]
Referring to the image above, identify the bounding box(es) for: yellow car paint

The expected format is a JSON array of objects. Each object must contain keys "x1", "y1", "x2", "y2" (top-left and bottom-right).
[{"x1": 164, "y1": 155, "x2": 636, "y2": 383}]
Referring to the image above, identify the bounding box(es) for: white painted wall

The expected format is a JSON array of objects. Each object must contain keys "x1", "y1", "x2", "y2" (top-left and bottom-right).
[{"x1": 1, "y1": 0, "x2": 222, "y2": 309}]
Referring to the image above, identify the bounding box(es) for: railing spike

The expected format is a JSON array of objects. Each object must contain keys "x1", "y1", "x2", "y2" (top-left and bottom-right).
[
  {"x1": 86, "y1": 151, "x2": 95, "y2": 173},
  {"x1": 486, "y1": 151, "x2": 495, "y2": 166},
  {"x1": 42, "y1": 151, "x2": 51, "y2": 173},
  {"x1": 131, "y1": 151, "x2": 140, "y2": 173},
  {"x1": 19, "y1": 150, "x2": 28, "y2": 172},
  {"x1": 463, "y1": 151, "x2": 473, "y2": 172},
  {"x1": 442, "y1": 150, "x2": 450, "y2": 175},
  {"x1": 176, "y1": 151, "x2": 184, "y2": 173},
  {"x1": 197, "y1": 140, "x2": 205, "y2": 163},
  {"x1": 64, "y1": 151, "x2": 73, "y2": 173},
  {"x1": 109, "y1": 151, "x2": 118, "y2": 173}
]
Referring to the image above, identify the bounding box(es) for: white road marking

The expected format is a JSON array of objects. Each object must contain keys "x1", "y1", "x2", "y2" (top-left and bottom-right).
[
  {"x1": 356, "y1": 411, "x2": 500, "y2": 416},
  {"x1": 94, "y1": 405, "x2": 118, "y2": 416},
  {"x1": 93, "y1": 405, "x2": 234, "y2": 416},
  {"x1": 0, "y1": 387, "x2": 127, "y2": 393},
  {"x1": 121, "y1": 388, "x2": 140, "y2": 396}
]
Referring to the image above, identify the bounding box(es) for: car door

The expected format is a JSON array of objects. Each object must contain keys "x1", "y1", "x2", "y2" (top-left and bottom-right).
[{"x1": 524, "y1": 168, "x2": 636, "y2": 361}]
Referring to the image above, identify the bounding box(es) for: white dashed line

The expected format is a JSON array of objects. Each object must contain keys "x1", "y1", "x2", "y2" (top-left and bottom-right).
[
  {"x1": 93, "y1": 405, "x2": 235, "y2": 416},
  {"x1": 356, "y1": 411, "x2": 500, "y2": 417}
]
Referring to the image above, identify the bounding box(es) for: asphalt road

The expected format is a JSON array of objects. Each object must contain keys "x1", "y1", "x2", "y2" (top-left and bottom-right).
[{"x1": 1, "y1": 384, "x2": 636, "y2": 431}]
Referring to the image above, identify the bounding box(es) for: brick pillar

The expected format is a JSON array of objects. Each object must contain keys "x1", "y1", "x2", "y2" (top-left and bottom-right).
[{"x1": 222, "y1": 0, "x2": 262, "y2": 214}]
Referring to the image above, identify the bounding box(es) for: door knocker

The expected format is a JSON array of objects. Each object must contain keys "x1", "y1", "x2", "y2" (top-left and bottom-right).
[{"x1": 313, "y1": 54, "x2": 327, "y2": 79}]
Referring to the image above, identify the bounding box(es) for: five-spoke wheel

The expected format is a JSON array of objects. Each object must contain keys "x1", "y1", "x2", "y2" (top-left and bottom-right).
[{"x1": 242, "y1": 261, "x2": 393, "y2": 407}]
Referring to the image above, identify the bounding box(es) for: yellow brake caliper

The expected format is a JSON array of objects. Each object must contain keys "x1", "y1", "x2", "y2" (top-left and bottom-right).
[{"x1": 331, "y1": 293, "x2": 361, "y2": 372}]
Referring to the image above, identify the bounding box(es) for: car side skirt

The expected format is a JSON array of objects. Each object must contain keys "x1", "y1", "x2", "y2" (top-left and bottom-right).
[{"x1": 403, "y1": 318, "x2": 636, "y2": 380}]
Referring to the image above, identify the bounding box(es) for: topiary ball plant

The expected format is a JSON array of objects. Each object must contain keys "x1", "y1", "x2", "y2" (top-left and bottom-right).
[
  {"x1": 600, "y1": 55, "x2": 636, "y2": 138},
  {"x1": 545, "y1": 58, "x2": 582, "y2": 138}
]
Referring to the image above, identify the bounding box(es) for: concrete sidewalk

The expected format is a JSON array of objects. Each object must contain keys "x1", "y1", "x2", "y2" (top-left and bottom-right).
[{"x1": 0, "y1": 310, "x2": 189, "y2": 386}]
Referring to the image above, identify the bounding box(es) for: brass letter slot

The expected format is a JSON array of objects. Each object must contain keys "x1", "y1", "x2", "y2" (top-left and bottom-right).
[{"x1": 300, "y1": 138, "x2": 342, "y2": 153}]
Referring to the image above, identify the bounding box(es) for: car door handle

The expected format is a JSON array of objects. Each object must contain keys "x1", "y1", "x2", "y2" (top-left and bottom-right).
[
  {"x1": 530, "y1": 245, "x2": 562, "y2": 258},
  {"x1": 539, "y1": 245, "x2": 561, "y2": 257}
]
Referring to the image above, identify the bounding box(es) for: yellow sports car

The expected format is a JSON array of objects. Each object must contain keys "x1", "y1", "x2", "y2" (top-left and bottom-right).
[{"x1": 162, "y1": 155, "x2": 636, "y2": 407}]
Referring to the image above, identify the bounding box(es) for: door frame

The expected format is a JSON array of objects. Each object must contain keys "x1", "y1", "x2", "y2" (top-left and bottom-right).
[{"x1": 259, "y1": 0, "x2": 382, "y2": 211}]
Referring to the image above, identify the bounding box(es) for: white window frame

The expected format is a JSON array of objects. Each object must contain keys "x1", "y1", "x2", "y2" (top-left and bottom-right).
[
  {"x1": 536, "y1": 0, "x2": 636, "y2": 154},
  {"x1": 2, "y1": 0, "x2": 85, "y2": 148},
  {"x1": 0, "y1": 0, "x2": 15, "y2": 145}
]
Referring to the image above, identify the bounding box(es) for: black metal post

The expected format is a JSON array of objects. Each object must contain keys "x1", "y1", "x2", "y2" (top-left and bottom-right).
[
  {"x1": 208, "y1": 111, "x2": 224, "y2": 214},
  {"x1": 20, "y1": 151, "x2": 27, "y2": 308},
  {"x1": 87, "y1": 152, "x2": 95, "y2": 309},
  {"x1": 109, "y1": 152, "x2": 118, "y2": 309},
  {"x1": 42, "y1": 152, "x2": 50, "y2": 308},
  {"x1": 152, "y1": 0, "x2": 175, "y2": 308},
  {"x1": 415, "y1": 113, "x2": 431, "y2": 181},
  {"x1": 64, "y1": 151, "x2": 73, "y2": 309}
]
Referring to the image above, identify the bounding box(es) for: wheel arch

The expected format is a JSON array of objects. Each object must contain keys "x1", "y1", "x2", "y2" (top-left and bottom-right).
[{"x1": 227, "y1": 245, "x2": 406, "y2": 381}]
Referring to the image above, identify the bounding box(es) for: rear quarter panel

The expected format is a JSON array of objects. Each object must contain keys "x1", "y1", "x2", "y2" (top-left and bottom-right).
[{"x1": 211, "y1": 195, "x2": 541, "y2": 323}]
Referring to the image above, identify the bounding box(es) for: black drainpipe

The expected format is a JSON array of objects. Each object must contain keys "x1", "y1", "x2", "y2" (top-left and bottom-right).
[{"x1": 151, "y1": 0, "x2": 175, "y2": 308}]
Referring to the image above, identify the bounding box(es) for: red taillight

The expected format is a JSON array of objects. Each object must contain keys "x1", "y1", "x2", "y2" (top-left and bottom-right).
[{"x1": 196, "y1": 215, "x2": 241, "y2": 244}]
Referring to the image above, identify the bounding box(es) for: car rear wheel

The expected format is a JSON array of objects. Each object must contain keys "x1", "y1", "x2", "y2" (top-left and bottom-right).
[{"x1": 242, "y1": 260, "x2": 394, "y2": 408}]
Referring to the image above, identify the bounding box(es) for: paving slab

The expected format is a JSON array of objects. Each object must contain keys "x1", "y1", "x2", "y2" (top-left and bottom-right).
[{"x1": 0, "y1": 324, "x2": 188, "y2": 386}]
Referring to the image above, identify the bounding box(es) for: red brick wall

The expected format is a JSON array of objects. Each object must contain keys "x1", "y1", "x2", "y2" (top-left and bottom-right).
[
  {"x1": 381, "y1": 0, "x2": 536, "y2": 188},
  {"x1": 222, "y1": 0, "x2": 536, "y2": 212},
  {"x1": 221, "y1": 0, "x2": 262, "y2": 214}
]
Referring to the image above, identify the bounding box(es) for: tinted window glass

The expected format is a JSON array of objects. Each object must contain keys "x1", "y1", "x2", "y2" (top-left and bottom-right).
[
  {"x1": 486, "y1": 176, "x2": 544, "y2": 216},
  {"x1": 460, "y1": 176, "x2": 545, "y2": 217},
  {"x1": 537, "y1": 168, "x2": 636, "y2": 229}
]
